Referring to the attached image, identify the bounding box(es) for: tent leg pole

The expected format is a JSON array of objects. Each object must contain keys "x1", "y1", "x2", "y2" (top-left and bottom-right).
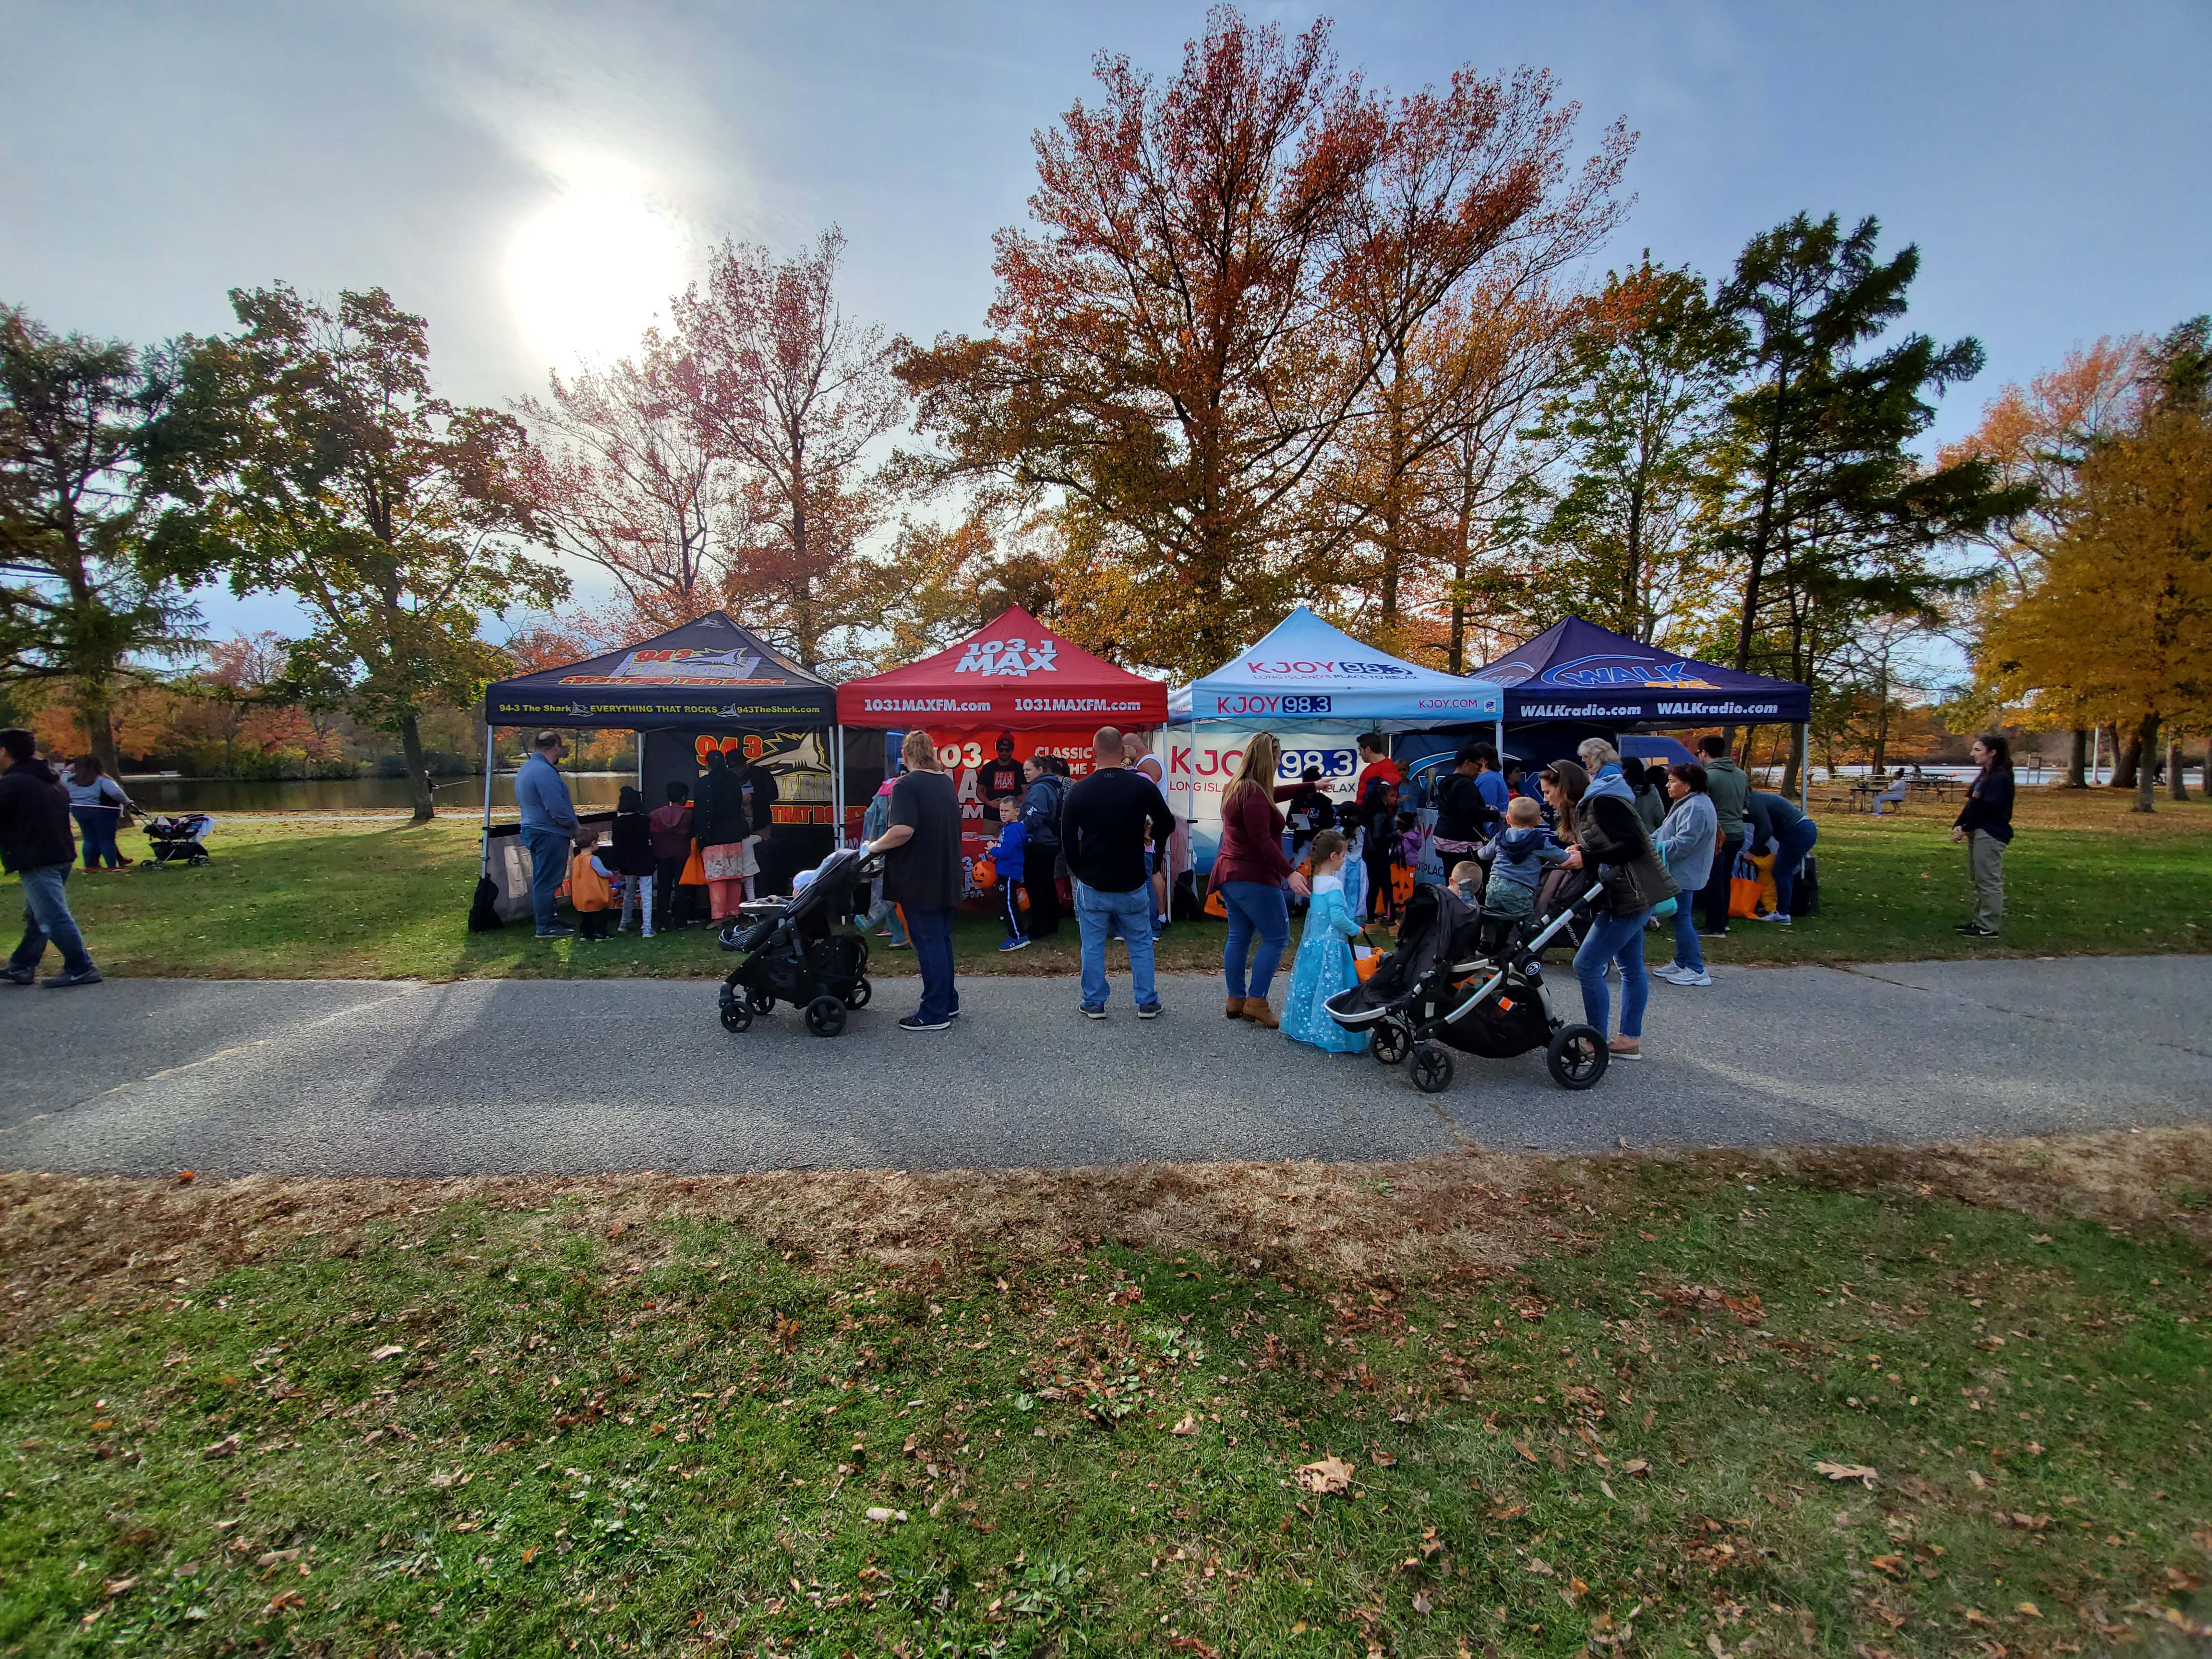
[
  {"x1": 1799, "y1": 724, "x2": 1809, "y2": 814},
  {"x1": 832, "y1": 727, "x2": 845, "y2": 847},
  {"x1": 636, "y1": 732, "x2": 644, "y2": 790},
  {"x1": 480, "y1": 727, "x2": 495, "y2": 875}
]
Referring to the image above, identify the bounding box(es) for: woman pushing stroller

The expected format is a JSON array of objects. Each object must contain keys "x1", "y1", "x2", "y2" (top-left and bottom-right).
[{"x1": 1539, "y1": 758, "x2": 1678, "y2": 1064}]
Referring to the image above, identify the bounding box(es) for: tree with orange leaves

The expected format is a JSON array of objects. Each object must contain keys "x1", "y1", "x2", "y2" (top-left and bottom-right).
[{"x1": 898, "y1": 7, "x2": 1631, "y2": 678}]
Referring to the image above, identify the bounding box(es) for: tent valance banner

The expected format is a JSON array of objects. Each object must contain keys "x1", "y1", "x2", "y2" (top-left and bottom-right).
[
  {"x1": 1172, "y1": 606, "x2": 1503, "y2": 731},
  {"x1": 1471, "y1": 617, "x2": 1811, "y2": 725},
  {"x1": 484, "y1": 611, "x2": 836, "y2": 730},
  {"x1": 835, "y1": 606, "x2": 1168, "y2": 731}
]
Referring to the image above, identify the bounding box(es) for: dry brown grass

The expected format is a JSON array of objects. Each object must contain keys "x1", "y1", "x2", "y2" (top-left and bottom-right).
[{"x1": 10, "y1": 1125, "x2": 2210, "y2": 1346}]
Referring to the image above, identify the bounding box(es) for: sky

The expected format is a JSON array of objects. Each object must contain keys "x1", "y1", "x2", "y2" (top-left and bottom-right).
[{"x1": 3, "y1": 0, "x2": 2205, "y2": 641}]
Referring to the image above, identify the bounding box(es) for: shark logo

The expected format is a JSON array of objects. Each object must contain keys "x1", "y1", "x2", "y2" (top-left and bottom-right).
[{"x1": 616, "y1": 645, "x2": 762, "y2": 682}]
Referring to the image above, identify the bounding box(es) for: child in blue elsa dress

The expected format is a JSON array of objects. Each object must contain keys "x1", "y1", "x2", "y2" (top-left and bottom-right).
[{"x1": 1280, "y1": 829, "x2": 1370, "y2": 1055}]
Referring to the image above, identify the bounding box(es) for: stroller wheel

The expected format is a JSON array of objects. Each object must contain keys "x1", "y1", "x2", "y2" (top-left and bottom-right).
[
  {"x1": 842, "y1": 976, "x2": 872, "y2": 1010},
  {"x1": 1546, "y1": 1023, "x2": 1609, "y2": 1090},
  {"x1": 1410, "y1": 1042, "x2": 1454, "y2": 1094},
  {"x1": 717, "y1": 988, "x2": 752, "y2": 1034},
  {"x1": 804, "y1": 995, "x2": 847, "y2": 1038},
  {"x1": 745, "y1": 987, "x2": 775, "y2": 1015},
  {"x1": 1370, "y1": 1021, "x2": 1410, "y2": 1066}
]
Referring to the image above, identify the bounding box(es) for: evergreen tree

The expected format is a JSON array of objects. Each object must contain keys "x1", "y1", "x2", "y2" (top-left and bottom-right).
[{"x1": 1521, "y1": 259, "x2": 1740, "y2": 641}]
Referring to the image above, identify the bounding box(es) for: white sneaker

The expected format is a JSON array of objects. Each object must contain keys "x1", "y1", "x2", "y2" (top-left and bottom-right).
[
  {"x1": 1651, "y1": 965, "x2": 1688, "y2": 984},
  {"x1": 1671, "y1": 969, "x2": 1714, "y2": 986},
  {"x1": 1756, "y1": 912, "x2": 1791, "y2": 925}
]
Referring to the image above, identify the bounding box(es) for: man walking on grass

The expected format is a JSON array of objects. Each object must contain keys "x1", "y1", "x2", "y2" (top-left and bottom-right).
[
  {"x1": 1059, "y1": 725, "x2": 1174, "y2": 1020},
  {"x1": 0, "y1": 729, "x2": 102, "y2": 988},
  {"x1": 863, "y1": 729, "x2": 963, "y2": 1031},
  {"x1": 515, "y1": 729, "x2": 582, "y2": 938}
]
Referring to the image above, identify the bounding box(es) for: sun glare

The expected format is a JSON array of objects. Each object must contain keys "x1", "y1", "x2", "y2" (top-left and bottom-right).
[{"x1": 505, "y1": 183, "x2": 691, "y2": 372}]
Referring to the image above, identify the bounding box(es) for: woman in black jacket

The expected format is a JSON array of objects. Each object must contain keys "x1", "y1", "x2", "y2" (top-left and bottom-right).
[
  {"x1": 693, "y1": 751, "x2": 753, "y2": 923},
  {"x1": 1540, "y1": 757, "x2": 1678, "y2": 1063},
  {"x1": 1952, "y1": 733, "x2": 2014, "y2": 937}
]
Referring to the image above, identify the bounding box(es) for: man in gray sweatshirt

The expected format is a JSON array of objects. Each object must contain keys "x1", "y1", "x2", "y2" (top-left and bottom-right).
[{"x1": 1695, "y1": 735, "x2": 1752, "y2": 937}]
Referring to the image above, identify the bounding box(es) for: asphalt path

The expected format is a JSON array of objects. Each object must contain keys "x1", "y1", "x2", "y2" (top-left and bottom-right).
[{"x1": 3, "y1": 957, "x2": 2205, "y2": 1177}]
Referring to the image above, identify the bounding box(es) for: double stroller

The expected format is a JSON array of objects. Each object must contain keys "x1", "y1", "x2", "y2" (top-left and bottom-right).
[
  {"x1": 715, "y1": 847, "x2": 880, "y2": 1039},
  {"x1": 1324, "y1": 877, "x2": 1611, "y2": 1096}
]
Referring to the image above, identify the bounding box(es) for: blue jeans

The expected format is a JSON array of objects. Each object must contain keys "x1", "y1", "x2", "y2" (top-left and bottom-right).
[
  {"x1": 11, "y1": 863, "x2": 96, "y2": 978},
  {"x1": 1076, "y1": 882, "x2": 1156, "y2": 1010},
  {"x1": 904, "y1": 907, "x2": 959, "y2": 1023},
  {"x1": 1575, "y1": 905, "x2": 1651, "y2": 1038},
  {"x1": 1220, "y1": 880, "x2": 1290, "y2": 1001},
  {"x1": 522, "y1": 827, "x2": 573, "y2": 931},
  {"x1": 1768, "y1": 819, "x2": 1818, "y2": 914},
  {"x1": 73, "y1": 808, "x2": 125, "y2": 868},
  {"x1": 1671, "y1": 903, "x2": 1704, "y2": 974}
]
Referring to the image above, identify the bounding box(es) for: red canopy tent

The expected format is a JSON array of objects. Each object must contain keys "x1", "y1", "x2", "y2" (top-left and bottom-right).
[
  {"x1": 837, "y1": 608, "x2": 1169, "y2": 901},
  {"x1": 836, "y1": 606, "x2": 1167, "y2": 732}
]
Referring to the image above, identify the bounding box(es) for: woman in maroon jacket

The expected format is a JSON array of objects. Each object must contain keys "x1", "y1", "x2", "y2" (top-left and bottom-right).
[{"x1": 1209, "y1": 733, "x2": 1310, "y2": 1028}]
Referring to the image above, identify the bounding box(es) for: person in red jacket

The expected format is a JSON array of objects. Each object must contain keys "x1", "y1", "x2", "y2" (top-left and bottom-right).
[{"x1": 1208, "y1": 732, "x2": 1311, "y2": 1027}]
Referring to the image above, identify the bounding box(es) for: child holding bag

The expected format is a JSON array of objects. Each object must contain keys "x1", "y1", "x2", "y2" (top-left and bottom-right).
[{"x1": 1279, "y1": 830, "x2": 1370, "y2": 1055}]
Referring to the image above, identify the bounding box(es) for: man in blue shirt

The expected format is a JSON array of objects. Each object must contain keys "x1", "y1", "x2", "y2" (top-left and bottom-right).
[{"x1": 514, "y1": 729, "x2": 581, "y2": 937}]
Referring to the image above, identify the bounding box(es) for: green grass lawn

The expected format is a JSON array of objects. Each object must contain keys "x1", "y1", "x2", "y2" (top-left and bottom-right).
[
  {"x1": 11, "y1": 786, "x2": 2209, "y2": 982},
  {"x1": 3, "y1": 1134, "x2": 2208, "y2": 1657}
]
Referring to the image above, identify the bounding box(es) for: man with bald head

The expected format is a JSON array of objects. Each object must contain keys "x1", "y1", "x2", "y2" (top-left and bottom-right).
[{"x1": 1058, "y1": 725, "x2": 1175, "y2": 1020}]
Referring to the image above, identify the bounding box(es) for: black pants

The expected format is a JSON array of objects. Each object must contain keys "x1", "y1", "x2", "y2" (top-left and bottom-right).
[
  {"x1": 1002, "y1": 879, "x2": 1028, "y2": 939},
  {"x1": 1700, "y1": 834, "x2": 1742, "y2": 934},
  {"x1": 578, "y1": 909, "x2": 613, "y2": 939},
  {"x1": 655, "y1": 857, "x2": 692, "y2": 926},
  {"x1": 1024, "y1": 855, "x2": 1064, "y2": 937},
  {"x1": 1365, "y1": 845, "x2": 1395, "y2": 920}
]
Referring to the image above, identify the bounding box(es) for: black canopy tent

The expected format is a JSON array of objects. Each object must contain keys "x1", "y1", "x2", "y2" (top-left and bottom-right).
[{"x1": 479, "y1": 612, "x2": 851, "y2": 912}]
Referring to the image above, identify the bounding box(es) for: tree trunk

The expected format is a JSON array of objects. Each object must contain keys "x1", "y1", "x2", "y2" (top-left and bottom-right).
[
  {"x1": 2064, "y1": 727, "x2": 2088, "y2": 789},
  {"x1": 2169, "y1": 735, "x2": 2190, "y2": 802},
  {"x1": 399, "y1": 713, "x2": 435, "y2": 822},
  {"x1": 2131, "y1": 713, "x2": 2160, "y2": 813},
  {"x1": 2112, "y1": 729, "x2": 2142, "y2": 791}
]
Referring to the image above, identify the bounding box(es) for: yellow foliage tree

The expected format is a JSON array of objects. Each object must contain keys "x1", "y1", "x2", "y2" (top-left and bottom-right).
[{"x1": 1979, "y1": 407, "x2": 2212, "y2": 811}]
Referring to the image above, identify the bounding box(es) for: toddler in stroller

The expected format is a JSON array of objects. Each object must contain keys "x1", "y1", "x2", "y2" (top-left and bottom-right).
[
  {"x1": 715, "y1": 847, "x2": 881, "y2": 1038},
  {"x1": 1323, "y1": 876, "x2": 1611, "y2": 1095}
]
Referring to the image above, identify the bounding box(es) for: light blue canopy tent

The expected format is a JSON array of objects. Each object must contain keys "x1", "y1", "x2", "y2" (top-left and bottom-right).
[
  {"x1": 1166, "y1": 606, "x2": 1504, "y2": 732},
  {"x1": 1163, "y1": 607, "x2": 1506, "y2": 872}
]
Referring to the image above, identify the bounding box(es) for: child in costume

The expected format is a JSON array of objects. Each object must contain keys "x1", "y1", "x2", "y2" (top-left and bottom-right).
[
  {"x1": 1279, "y1": 830, "x2": 1369, "y2": 1055},
  {"x1": 567, "y1": 839, "x2": 617, "y2": 940}
]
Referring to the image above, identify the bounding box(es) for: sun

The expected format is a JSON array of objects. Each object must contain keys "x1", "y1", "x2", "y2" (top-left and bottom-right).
[{"x1": 505, "y1": 183, "x2": 692, "y2": 372}]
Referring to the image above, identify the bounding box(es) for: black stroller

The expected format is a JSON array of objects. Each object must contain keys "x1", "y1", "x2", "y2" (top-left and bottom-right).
[
  {"x1": 1324, "y1": 879, "x2": 1610, "y2": 1096},
  {"x1": 715, "y1": 847, "x2": 880, "y2": 1038},
  {"x1": 143, "y1": 812, "x2": 214, "y2": 867}
]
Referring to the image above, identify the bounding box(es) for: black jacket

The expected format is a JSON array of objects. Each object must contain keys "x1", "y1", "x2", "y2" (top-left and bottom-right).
[
  {"x1": 693, "y1": 769, "x2": 751, "y2": 849},
  {"x1": 1956, "y1": 767, "x2": 2015, "y2": 844},
  {"x1": 1572, "y1": 791, "x2": 1678, "y2": 917},
  {"x1": 0, "y1": 758, "x2": 74, "y2": 874},
  {"x1": 1060, "y1": 766, "x2": 1174, "y2": 894},
  {"x1": 738, "y1": 764, "x2": 779, "y2": 835}
]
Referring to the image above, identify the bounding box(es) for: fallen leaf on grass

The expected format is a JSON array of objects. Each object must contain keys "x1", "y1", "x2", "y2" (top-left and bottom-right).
[
  {"x1": 1815, "y1": 1460, "x2": 1877, "y2": 1488},
  {"x1": 370, "y1": 1345, "x2": 406, "y2": 1362},
  {"x1": 863, "y1": 1506, "x2": 909, "y2": 1524},
  {"x1": 104, "y1": 1578, "x2": 137, "y2": 1597},
  {"x1": 1172, "y1": 1414, "x2": 1197, "y2": 1436},
  {"x1": 1368, "y1": 1448, "x2": 1396, "y2": 1467},
  {"x1": 1512, "y1": 1440, "x2": 1538, "y2": 1464},
  {"x1": 1295, "y1": 1455, "x2": 1354, "y2": 1496},
  {"x1": 2016, "y1": 1601, "x2": 2041, "y2": 1618},
  {"x1": 1413, "y1": 1590, "x2": 1433, "y2": 1614},
  {"x1": 1870, "y1": 1555, "x2": 1905, "y2": 1577},
  {"x1": 521, "y1": 1546, "x2": 537, "y2": 1565},
  {"x1": 263, "y1": 1590, "x2": 305, "y2": 1615},
  {"x1": 201, "y1": 1434, "x2": 241, "y2": 1461},
  {"x1": 1527, "y1": 1558, "x2": 1555, "y2": 1577},
  {"x1": 175, "y1": 1171, "x2": 194, "y2": 1185}
]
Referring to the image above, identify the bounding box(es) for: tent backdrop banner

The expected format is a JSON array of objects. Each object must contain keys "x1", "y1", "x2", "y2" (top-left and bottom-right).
[
  {"x1": 1470, "y1": 616, "x2": 1811, "y2": 725},
  {"x1": 1164, "y1": 729, "x2": 1360, "y2": 874},
  {"x1": 485, "y1": 611, "x2": 836, "y2": 730},
  {"x1": 1172, "y1": 606, "x2": 1503, "y2": 731},
  {"x1": 837, "y1": 605, "x2": 1167, "y2": 731}
]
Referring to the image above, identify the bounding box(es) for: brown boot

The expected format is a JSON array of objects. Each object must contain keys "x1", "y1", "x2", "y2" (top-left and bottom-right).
[
  {"x1": 1241, "y1": 997, "x2": 1279, "y2": 1029},
  {"x1": 1226, "y1": 996, "x2": 1247, "y2": 1020}
]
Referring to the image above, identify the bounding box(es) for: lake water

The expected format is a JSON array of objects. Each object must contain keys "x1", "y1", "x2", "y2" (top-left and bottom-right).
[{"x1": 120, "y1": 773, "x2": 637, "y2": 814}]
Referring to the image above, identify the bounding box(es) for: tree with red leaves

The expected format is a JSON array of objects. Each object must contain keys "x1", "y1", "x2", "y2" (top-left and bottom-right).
[{"x1": 666, "y1": 228, "x2": 905, "y2": 675}]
